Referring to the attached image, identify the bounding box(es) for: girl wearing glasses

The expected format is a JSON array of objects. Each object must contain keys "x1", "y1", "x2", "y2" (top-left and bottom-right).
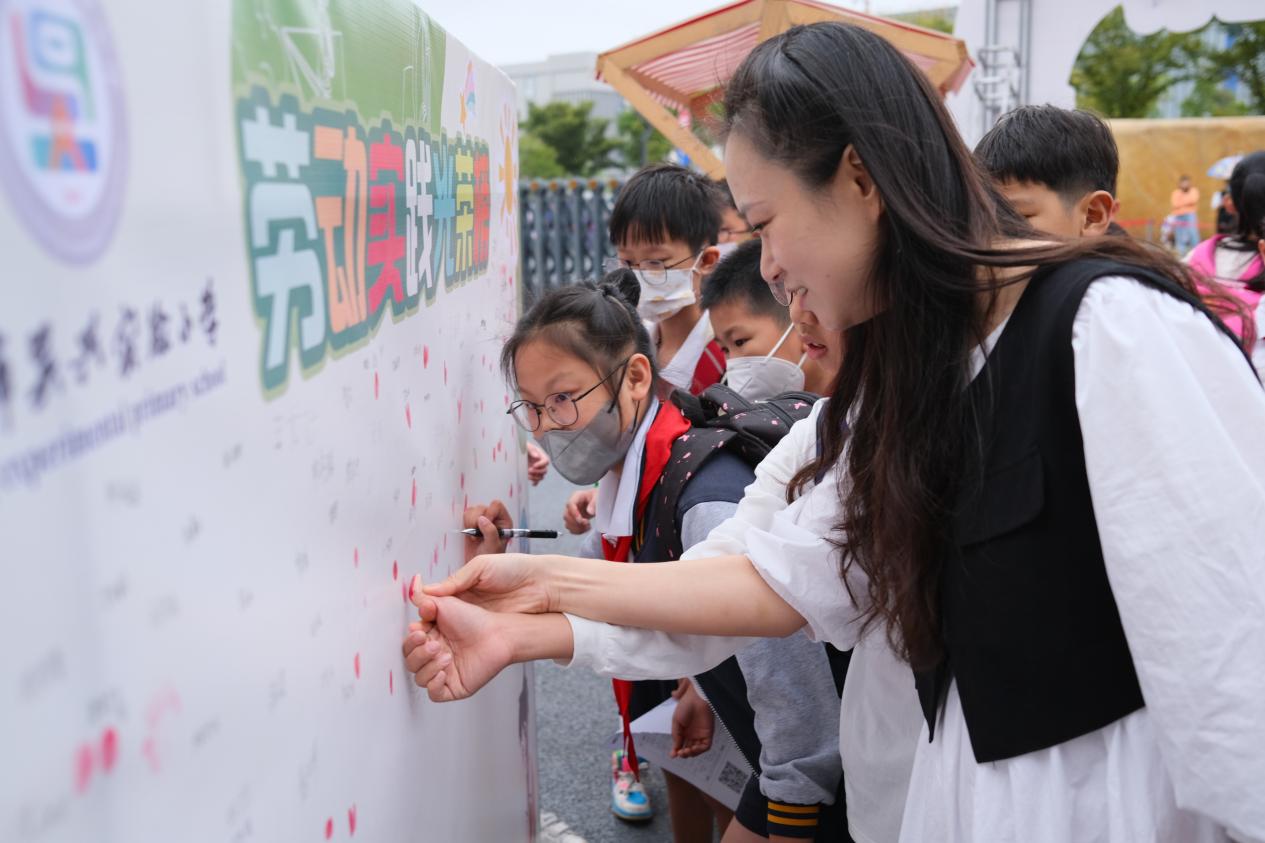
[{"x1": 478, "y1": 269, "x2": 845, "y2": 841}]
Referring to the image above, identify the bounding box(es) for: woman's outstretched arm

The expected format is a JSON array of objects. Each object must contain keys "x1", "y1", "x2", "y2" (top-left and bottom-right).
[
  {"x1": 553, "y1": 552, "x2": 807, "y2": 637},
  {"x1": 424, "y1": 551, "x2": 808, "y2": 639}
]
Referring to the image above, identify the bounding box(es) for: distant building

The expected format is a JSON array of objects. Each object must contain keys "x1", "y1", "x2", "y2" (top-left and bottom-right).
[{"x1": 502, "y1": 52, "x2": 628, "y2": 124}]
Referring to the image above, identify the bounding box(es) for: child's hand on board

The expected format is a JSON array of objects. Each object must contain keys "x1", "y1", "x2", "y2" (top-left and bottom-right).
[
  {"x1": 525, "y1": 441, "x2": 550, "y2": 486},
  {"x1": 563, "y1": 489, "x2": 597, "y2": 535},
  {"x1": 462, "y1": 499, "x2": 512, "y2": 561}
]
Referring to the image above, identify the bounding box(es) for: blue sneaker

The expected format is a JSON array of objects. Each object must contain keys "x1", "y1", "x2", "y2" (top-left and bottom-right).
[{"x1": 610, "y1": 750, "x2": 653, "y2": 822}]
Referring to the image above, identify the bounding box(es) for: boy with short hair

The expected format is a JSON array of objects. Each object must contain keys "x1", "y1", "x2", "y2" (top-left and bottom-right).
[
  {"x1": 606, "y1": 164, "x2": 726, "y2": 394},
  {"x1": 974, "y1": 105, "x2": 1118, "y2": 239},
  {"x1": 703, "y1": 239, "x2": 841, "y2": 398}
]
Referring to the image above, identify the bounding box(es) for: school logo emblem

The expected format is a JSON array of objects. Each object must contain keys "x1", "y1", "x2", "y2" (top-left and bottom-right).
[{"x1": 0, "y1": 0, "x2": 127, "y2": 263}]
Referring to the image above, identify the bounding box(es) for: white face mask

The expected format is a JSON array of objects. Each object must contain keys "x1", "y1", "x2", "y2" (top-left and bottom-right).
[
  {"x1": 713, "y1": 242, "x2": 738, "y2": 260},
  {"x1": 723, "y1": 323, "x2": 805, "y2": 401},
  {"x1": 636, "y1": 256, "x2": 699, "y2": 323}
]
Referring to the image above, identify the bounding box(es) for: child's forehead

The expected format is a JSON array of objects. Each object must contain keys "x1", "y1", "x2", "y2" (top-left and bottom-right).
[
  {"x1": 615, "y1": 236, "x2": 694, "y2": 258},
  {"x1": 709, "y1": 298, "x2": 772, "y2": 328},
  {"x1": 997, "y1": 179, "x2": 1063, "y2": 204}
]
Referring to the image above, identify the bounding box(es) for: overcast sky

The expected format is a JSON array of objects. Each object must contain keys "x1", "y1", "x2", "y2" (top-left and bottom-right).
[{"x1": 421, "y1": 0, "x2": 953, "y2": 66}]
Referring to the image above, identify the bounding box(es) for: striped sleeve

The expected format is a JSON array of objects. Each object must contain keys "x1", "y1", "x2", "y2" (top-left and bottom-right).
[{"x1": 766, "y1": 800, "x2": 824, "y2": 838}]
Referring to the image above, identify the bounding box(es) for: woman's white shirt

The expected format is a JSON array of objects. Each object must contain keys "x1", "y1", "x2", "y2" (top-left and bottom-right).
[{"x1": 902, "y1": 276, "x2": 1265, "y2": 843}]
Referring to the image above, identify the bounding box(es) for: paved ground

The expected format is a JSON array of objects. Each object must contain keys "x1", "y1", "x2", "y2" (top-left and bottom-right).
[{"x1": 529, "y1": 469, "x2": 676, "y2": 843}]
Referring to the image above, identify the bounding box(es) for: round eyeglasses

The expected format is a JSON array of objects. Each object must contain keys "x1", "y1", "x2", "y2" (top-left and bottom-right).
[
  {"x1": 506, "y1": 360, "x2": 629, "y2": 432},
  {"x1": 602, "y1": 253, "x2": 698, "y2": 285}
]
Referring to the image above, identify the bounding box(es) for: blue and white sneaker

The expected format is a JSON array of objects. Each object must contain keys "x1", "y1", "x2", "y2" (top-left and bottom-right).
[{"x1": 610, "y1": 750, "x2": 653, "y2": 822}]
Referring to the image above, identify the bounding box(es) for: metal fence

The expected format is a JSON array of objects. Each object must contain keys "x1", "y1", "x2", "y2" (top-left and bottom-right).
[{"x1": 519, "y1": 177, "x2": 624, "y2": 304}]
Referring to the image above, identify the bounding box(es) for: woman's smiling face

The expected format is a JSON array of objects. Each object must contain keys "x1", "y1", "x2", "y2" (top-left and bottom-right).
[{"x1": 723, "y1": 131, "x2": 884, "y2": 333}]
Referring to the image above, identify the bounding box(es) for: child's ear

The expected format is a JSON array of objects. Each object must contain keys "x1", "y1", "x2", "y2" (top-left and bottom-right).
[
  {"x1": 624, "y1": 353, "x2": 654, "y2": 402},
  {"x1": 697, "y1": 246, "x2": 721, "y2": 275},
  {"x1": 1081, "y1": 190, "x2": 1115, "y2": 237}
]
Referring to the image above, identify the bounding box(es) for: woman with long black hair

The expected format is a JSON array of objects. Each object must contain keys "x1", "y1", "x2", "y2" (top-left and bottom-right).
[{"x1": 402, "y1": 22, "x2": 1265, "y2": 843}]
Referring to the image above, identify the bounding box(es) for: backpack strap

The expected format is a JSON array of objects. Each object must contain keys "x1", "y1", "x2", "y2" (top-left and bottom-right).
[{"x1": 641, "y1": 427, "x2": 736, "y2": 561}]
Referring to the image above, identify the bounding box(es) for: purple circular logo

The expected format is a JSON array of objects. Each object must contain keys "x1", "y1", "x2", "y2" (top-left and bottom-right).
[{"x1": 0, "y1": 0, "x2": 127, "y2": 264}]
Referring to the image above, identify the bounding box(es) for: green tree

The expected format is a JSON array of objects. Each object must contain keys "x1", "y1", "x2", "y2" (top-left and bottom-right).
[
  {"x1": 1070, "y1": 6, "x2": 1202, "y2": 117},
  {"x1": 897, "y1": 9, "x2": 955, "y2": 35},
  {"x1": 521, "y1": 101, "x2": 617, "y2": 177},
  {"x1": 1181, "y1": 76, "x2": 1251, "y2": 117},
  {"x1": 1204, "y1": 21, "x2": 1265, "y2": 113},
  {"x1": 614, "y1": 109, "x2": 673, "y2": 169},
  {"x1": 518, "y1": 132, "x2": 565, "y2": 179}
]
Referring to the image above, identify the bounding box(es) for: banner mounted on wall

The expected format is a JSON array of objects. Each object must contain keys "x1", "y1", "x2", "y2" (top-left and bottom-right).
[{"x1": 0, "y1": 1, "x2": 534, "y2": 840}]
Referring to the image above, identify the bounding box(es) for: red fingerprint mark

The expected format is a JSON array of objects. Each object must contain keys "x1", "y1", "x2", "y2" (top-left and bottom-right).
[
  {"x1": 443, "y1": 362, "x2": 448, "y2": 385},
  {"x1": 408, "y1": 577, "x2": 416, "y2": 600},
  {"x1": 354, "y1": 547, "x2": 359, "y2": 568},
  {"x1": 432, "y1": 547, "x2": 439, "y2": 570},
  {"x1": 402, "y1": 581, "x2": 409, "y2": 604},
  {"x1": 325, "y1": 817, "x2": 334, "y2": 839},
  {"x1": 348, "y1": 804, "x2": 358, "y2": 835},
  {"x1": 390, "y1": 670, "x2": 395, "y2": 695},
  {"x1": 405, "y1": 403, "x2": 412, "y2": 429},
  {"x1": 354, "y1": 652, "x2": 361, "y2": 680},
  {"x1": 74, "y1": 743, "x2": 93, "y2": 793},
  {"x1": 509, "y1": 483, "x2": 515, "y2": 499},
  {"x1": 100, "y1": 727, "x2": 118, "y2": 772},
  {"x1": 392, "y1": 560, "x2": 399, "y2": 581},
  {"x1": 460, "y1": 472, "x2": 465, "y2": 490},
  {"x1": 374, "y1": 371, "x2": 380, "y2": 399},
  {"x1": 411, "y1": 478, "x2": 417, "y2": 506},
  {"x1": 423, "y1": 345, "x2": 429, "y2": 368}
]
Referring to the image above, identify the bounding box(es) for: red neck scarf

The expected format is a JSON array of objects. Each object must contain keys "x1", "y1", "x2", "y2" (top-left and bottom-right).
[{"x1": 601, "y1": 399, "x2": 691, "y2": 775}]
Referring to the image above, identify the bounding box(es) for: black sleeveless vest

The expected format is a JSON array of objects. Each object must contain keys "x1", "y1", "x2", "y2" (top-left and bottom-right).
[{"x1": 914, "y1": 259, "x2": 1247, "y2": 763}]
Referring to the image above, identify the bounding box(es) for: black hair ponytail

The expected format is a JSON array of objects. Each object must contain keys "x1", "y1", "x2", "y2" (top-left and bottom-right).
[{"x1": 500, "y1": 269, "x2": 659, "y2": 392}]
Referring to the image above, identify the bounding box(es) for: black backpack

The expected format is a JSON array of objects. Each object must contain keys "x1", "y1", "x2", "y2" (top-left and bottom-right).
[{"x1": 649, "y1": 384, "x2": 819, "y2": 562}]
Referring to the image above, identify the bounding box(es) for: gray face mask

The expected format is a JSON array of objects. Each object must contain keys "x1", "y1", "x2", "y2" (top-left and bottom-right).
[{"x1": 539, "y1": 398, "x2": 639, "y2": 485}]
